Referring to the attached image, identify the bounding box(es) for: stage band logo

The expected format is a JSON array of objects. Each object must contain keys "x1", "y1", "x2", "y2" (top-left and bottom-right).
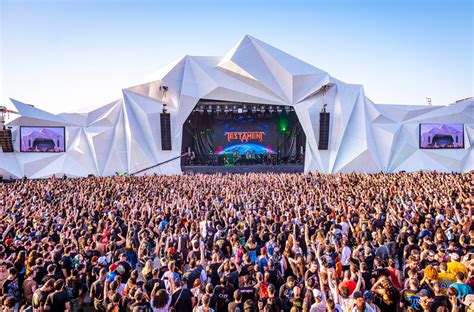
[{"x1": 225, "y1": 131, "x2": 266, "y2": 143}]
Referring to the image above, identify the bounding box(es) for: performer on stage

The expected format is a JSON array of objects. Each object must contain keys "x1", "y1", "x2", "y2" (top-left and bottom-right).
[{"x1": 233, "y1": 150, "x2": 240, "y2": 165}]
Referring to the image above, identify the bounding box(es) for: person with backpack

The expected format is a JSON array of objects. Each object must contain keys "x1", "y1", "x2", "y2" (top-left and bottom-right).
[{"x1": 171, "y1": 278, "x2": 195, "y2": 312}]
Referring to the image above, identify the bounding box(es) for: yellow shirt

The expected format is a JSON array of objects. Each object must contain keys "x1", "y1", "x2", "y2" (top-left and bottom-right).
[
  {"x1": 447, "y1": 261, "x2": 468, "y2": 275},
  {"x1": 438, "y1": 272, "x2": 455, "y2": 295}
]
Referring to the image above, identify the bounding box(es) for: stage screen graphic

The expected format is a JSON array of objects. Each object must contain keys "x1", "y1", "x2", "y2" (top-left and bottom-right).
[
  {"x1": 183, "y1": 110, "x2": 304, "y2": 164},
  {"x1": 20, "y1": 127, "x2": 65, "y2": 152},
  {"x1": 419, "y1": 124, "x2": 464, "y2": 149},
  {"x1": 214, "y1": 116, "x2": 278, "y2": 155}
]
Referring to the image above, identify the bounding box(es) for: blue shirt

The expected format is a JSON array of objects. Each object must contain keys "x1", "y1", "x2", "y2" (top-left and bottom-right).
[{"x1": 449, "y1": 282, "x2": 473, "y2": 298}]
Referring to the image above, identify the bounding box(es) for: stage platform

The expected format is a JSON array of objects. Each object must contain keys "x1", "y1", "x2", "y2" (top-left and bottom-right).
[{"x1": 182, "y1": 164, "x2": 304, "y2": 174}]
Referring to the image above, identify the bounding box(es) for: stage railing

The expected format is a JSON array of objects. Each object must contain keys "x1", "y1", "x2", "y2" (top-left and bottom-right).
[{"x1": 130, "y1": 153, "x2": 188, "y2": 176}]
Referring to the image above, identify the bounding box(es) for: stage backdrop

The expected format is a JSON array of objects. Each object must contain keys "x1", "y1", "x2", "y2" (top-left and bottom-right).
[{"x1": 182, "y1": 111, "x2": 304, "y2": 164}]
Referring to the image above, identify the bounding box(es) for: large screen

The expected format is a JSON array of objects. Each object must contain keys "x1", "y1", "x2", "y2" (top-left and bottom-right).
[
  {"x1": 20, "y1": 127, "x2": 65, "y2": 152},
  {"x1": 419, "y1": 124, "x2": 464, "y2": 149},
  {"x1": 183, "y1": 111, "x2": 303, "y2": 163},
  {"x1": 213, "y1": 115, "x2": 278, "y2": 155}
]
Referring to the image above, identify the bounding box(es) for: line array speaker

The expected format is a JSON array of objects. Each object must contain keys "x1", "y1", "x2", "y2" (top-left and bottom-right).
[
  {"x1": 318, "y1": 112, "x2": 330, "y2": 150},
  {"x1": 0, "y1": 129, "x2": 14, "y2": 153},
  {"x1": 160, "y1": 113, "x2": 172, "y2": 150}
]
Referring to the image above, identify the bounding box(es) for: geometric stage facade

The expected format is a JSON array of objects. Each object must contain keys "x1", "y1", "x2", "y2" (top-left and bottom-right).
[{"x1": 1, "y1": 35, "x2": 472, "y2": 178}]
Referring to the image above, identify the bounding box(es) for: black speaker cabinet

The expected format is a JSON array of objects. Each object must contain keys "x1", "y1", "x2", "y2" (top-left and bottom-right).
[{"x1": 160, "y1": 113, "x2": 172, "y2": 150}]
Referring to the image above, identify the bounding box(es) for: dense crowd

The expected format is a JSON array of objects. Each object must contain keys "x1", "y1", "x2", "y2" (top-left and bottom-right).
[{"x1": 0, "y1": 171, "x2": 472, "y2": 312}]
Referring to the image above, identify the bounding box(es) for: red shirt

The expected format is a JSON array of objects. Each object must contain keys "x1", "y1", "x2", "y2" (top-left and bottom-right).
[{"x1": 338, "y1": 280, "x2": 356, "y2": 295}]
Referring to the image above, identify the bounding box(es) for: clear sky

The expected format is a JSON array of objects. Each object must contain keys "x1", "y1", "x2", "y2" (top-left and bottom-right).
[{"x1": 1, "y1": 0, "x2": 472, "y2": 114}]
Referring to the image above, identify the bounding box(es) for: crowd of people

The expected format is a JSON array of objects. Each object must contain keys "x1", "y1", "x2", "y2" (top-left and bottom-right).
[{"x1": 0, "y1": 171, "x2": 472, "y2": 312}]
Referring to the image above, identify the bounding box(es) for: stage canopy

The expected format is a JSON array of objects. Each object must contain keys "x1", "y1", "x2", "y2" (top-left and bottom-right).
[{"x1": 1, "y1": 35, "x2": 473, "y2": 178}]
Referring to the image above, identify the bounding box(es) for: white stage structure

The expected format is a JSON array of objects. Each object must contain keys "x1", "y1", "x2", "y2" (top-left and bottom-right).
[{"x1": 1, "y1": 35, "x2": 472, "y2": 178}]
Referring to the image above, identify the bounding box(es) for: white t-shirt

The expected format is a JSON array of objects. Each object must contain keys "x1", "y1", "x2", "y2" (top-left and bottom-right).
[
  {"x1": 340, "y1": 222, "x2": 349, "y2": 236},
  {"x1": 340, "y1": 246, "x2": 352, "y2": 266}
]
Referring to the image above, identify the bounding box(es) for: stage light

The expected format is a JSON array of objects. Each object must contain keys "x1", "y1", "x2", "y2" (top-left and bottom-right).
[{"x1": 278, "y1": 113, "x2": 289, "y2": 133}]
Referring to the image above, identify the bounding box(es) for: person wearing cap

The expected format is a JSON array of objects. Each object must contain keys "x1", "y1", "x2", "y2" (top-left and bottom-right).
[
  {"x1": 309, "y1": 287, "x2": 327, "y2": 312},
  {"x1": 417, "y1": 289, "x2": 433, "y2": 312},
  {"x1": 351, "y1": 290, "x2": 375, "y2": 312},
  {"x1": 362, "y1": 291, "x2": 380, "y2": 312}
]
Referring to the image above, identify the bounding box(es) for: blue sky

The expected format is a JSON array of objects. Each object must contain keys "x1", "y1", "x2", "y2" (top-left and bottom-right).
[{"x1": 1, "y1": 0, "x2": 472, "y2": 113}]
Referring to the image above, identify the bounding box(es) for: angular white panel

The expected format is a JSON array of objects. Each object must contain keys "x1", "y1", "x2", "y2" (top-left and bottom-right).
[{"x1": 1, "y1": 35, "x2": 472, "y2": 177}]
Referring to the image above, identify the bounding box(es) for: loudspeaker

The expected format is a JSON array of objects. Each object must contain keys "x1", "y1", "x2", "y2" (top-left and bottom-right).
[
  {"x1": 0, "y1": 129, "x2": 14, "y2": 153},
  {"x1": 160, "y1": 113, "x2": 172, "y2": 150},
  {"x1": 318, "y1": 112, "x2": 330, "y2": 150}
]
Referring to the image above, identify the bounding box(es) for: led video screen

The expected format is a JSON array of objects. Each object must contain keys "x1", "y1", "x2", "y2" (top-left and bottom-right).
[
  {"x1": 20, "y1": 127, "x2": 65, "y2": 152},
  {"x1": 419, "y1": 124, "x2": 464, "y2": 149},
  {"x1": 213, "y1": 115, "x2": 278, "y2": 156},
  {"x1": 183, "y1": 110, "x2": 303, "y2": 164}
]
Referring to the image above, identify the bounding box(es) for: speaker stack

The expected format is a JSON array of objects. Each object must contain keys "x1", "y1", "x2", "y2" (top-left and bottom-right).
[
  {"x1": 0, "y1": 129, "x2": 14, "y2": 152},
  {"x1": 318, "y1": 112, "x2": 330, "y2": 150},
  {"x1": 160, "y1": 113, "x2": 172, "y2": 150}
]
